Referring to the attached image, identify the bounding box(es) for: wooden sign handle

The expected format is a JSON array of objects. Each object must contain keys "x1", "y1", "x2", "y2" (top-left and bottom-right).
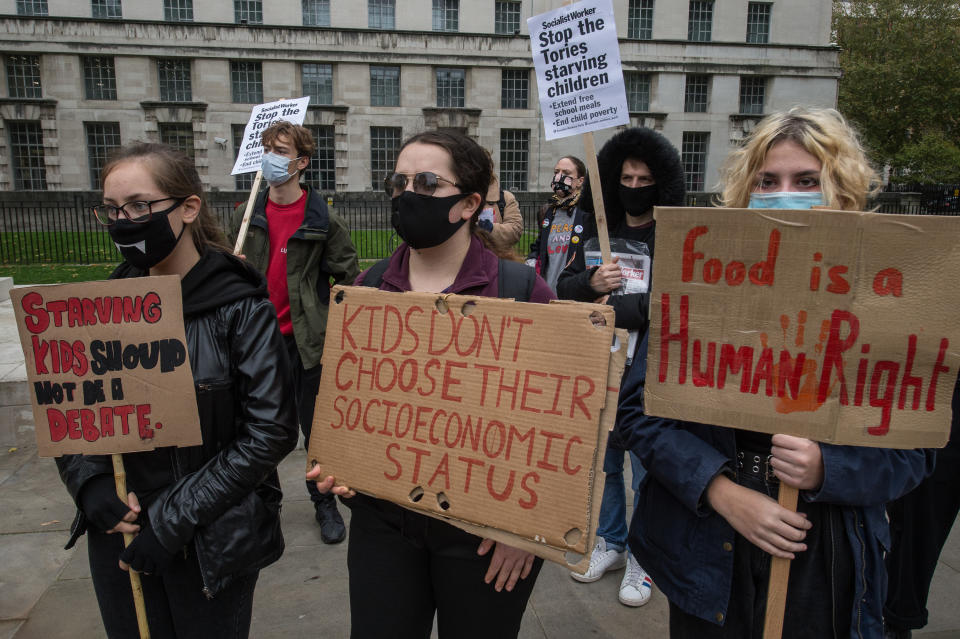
[
  {"x1": 112, "y1": 453, "x2": 151, "y2": 639},
  {"x1": 232, "y1": 171, "x2": 264, "y2": 257},
  {"x1": 582, "y1": 132, "x2": 612, "y2": 264},
  {"x1": 762, "y1": 483, "x2": 799, "y2": 639}
]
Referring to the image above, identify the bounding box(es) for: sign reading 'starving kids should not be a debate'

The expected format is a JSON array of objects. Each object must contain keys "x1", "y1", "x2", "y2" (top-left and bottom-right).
[
  {"x1": 645, "y1": 207, "x2": 960, "y2": 449},
  {"x1": 12, "y1": 276, "x2": 202, "y2": 457},
  {"x1": 308, "y1": 286, "x2": 616, "y2": 566},
  {"x1": 528, "y1": 0, "x2": 630, "y2": 140},
  {"x1": 231, "y1": 96, "x2": 311, "y2": 176}
]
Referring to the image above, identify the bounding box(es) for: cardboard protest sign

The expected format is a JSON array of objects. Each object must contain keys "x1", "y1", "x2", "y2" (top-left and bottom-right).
[
  {"x1": 308, "y1": 286, "x2": 616, "y2": 565},
  {"x1": 12, "y1": 276, "x2": 202, "y2": 457},
  {"x1": 528, "y1": 0, "x2": 629, "y2": 140},
  {"x1": 230, "y1": 96, "x2": 311, "y2": 175},
  {"x1": 645, "y1": 207, "x2": 960, "y2": 448}
]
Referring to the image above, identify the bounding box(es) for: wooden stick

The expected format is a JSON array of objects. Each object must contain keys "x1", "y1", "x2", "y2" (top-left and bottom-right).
[
  {"x1": 582, "y1": 132, "x2": 612, "y2": 264},
  {"x1": 112, "y1": 453, "x2": 151, "y2": 639},
  {"x1": 762, "y1": 483, "x2": 799, "y2": 639},
  {"x1": 232, "y1": 170, "x2": 264, "y2": 256}
]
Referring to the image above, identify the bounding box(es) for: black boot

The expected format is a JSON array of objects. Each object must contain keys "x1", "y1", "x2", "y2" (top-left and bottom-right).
[{"x1": 314, "y1": 492, "x2": 346, "y2": 544}]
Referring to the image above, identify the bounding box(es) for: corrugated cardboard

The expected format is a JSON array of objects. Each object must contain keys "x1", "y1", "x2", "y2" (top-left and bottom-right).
[
  {"x1": 646, "y1": 207, "x2": 960, "y2": 448},
  {"x1": 11, "y1": 276, "x2": 202, "y2": 457},
  {"x1": 308, "y1": 286, "x2": 617, "y2": 570}
]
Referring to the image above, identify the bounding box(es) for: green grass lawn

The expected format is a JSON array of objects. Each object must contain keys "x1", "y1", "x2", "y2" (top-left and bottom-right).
[
  {"x1": 0, "y1": 263, "x2": 118, "y2": 284},
  {"x1": 1, "y1": 231, "x2": 119, "y2": 264}
]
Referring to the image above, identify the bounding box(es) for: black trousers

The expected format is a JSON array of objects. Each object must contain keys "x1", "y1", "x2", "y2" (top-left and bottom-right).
[
  {"x1": 884, "y1": 437, "x2": 960, "y2": 631},
  {"x1": 87, "y1": 526, "x2": 257, "y2": 639},
  {"x1": 284, "y1": 334, "x2": 330, "y2": 506},
  {"x1": 670, "y1": 474, "x2": 853, "y2": 639},
  {"x1": 346, "y1": 499, "x2": 543, "y2": 639}
]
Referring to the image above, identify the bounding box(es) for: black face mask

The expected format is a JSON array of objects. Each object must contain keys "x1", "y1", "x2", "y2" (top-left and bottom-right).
[
  {"x1": 619, "y1": 184, "x2": 658, "y2": 216},
  {"x1": 108, "y1": 201, "x2": 187, "y2": 270},
  {"x1": 391, "y1": 191, "x2": 469, "y2": 250},
  {"x1": 551, "y1": 173, "x2": 575, "y2": 197}
]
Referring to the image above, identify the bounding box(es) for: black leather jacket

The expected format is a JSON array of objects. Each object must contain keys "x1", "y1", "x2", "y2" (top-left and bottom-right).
[{"x1": 56, "y1": 249, "x2": 298, "y2": 596}]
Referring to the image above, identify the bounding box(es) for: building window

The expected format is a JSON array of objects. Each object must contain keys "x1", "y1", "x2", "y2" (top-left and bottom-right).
[
  {"x1": 85, "y1": 122, "x2": 121, "y2": 189},
  {"x1": 302, "y1": 63, "x2": 333, "y2": 106},
  {"x1": 16, "y1": 0, "x2": 48, "y2": 16},
  {"x1": 370, "y1": 126, "x2": 401, "y2": 190},
  {"x1": 234, "y1": 0, "x2": 262, "y2": 24},
  {"x1": 159, "y1": 122, "x2": 194, "y2": 158},
  {"x1": 92, "y1": 0, "x2": 122, "y2": 19},
  {"x1": 368, "y1": 0, "x2": 395, "y2": 29},
  {"x1": 681, "y1": 131, "x2": 709, "y2": 191},
  {"x1": 83, "y1": 57, "x2": 117, "y2": 101},
  {"x1": 436, "y1": 68, "x2": 464, "y2": 108},
  {"x1": 746, "y1": 2, "x2": 771, "y2": 44},
  {"x1": 499, "y1": 129, "x2": 529, "y2": 191},
  {"x1": 370, "y1": 65, "x2": 400, "y2": 107},
  {"x1": 495, "y1": 1, "x2": 520, "y2": 35},
  {"x1": 432, "y1": 0, "x2": 458, "y2": 32},
  {"x1": 158, "y1": 59, "x2": 191, "y2": 102},
  {"x1": 501, "y1": 69, "x2": 528, "y2": 109},
  {"x1": 684, "y1": 74, "x2": 709, "y2": 113},
  {"x1": 231, "y1": 61, "x2": 263, "y2": 103},
  {"x1": 687, "y1": 1, "x2": 713, "y2": 42},
  {"x1": 163, "y1": 0, "x2": 193, "y2": 21},
  {"x1": 8, "y1": 121, "x2": 46, "y2": 190},
  {"x1": 625, "y1": 72, "x2": 651, "y2": 112},
  {"x1": 304, "y1": 124, "x2": 335, "y2": 191},
  {"x1": 6, "y1": 55, "x2": 42, "y2": 98},
  {"x1": 627, "y1": 0, "x2": 654, "y2": 40},
  {"x1": 739, "y1": 76, "x2": 766, "y2": 115},
  {"x1": 302, "y1": 0, "x2": 330, "y2": 26},
  {"x1": 232, "y1": 124, "x2": 255, "y2": 190}
]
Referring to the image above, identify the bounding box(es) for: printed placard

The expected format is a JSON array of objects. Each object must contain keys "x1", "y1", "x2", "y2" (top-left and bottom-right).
[
  {"x1": 230, "y1": 97, "x2": 311, "y2": 175},
  {"x1": 12, "y1": 276, "x2": 202, "y2": 457},
  {"x1": 645, "y1": 207, "x2": 960, "y2": 448},
  {"x1": 528, "y1": 0, "x2": 630, "y2": 140},
  {"x1": 308, "y1": 286, "x2": 616, "y2": 556}
]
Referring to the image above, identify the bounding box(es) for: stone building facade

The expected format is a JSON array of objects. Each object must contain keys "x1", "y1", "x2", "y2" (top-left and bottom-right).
[{"x1": 0, "y1": 0, "x2": 839, "y2": 194}]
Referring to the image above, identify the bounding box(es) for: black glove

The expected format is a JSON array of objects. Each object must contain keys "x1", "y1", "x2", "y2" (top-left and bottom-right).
[
  {"x1": 119, "y1": 525, "x2": 176, "y2": 575},
  {"x1": 79, "y1": 475, "x2": 133, "y2": 532}
]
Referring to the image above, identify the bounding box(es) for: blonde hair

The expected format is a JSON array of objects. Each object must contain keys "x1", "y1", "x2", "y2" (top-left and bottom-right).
[{"x1": 718, "y1": 107, "x2": 880, "y2": 211}]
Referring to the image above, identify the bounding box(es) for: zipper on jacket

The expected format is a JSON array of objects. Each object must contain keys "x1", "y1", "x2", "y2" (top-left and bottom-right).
[
  {"x1": 170, "y1": 448, "x2": 216, "y2": 600},
  {"x1": 828, "y1": 506, "x2": 838, "y2": 638},
  {"x1": 853, "y1": 510, "x2": 866, "y2": 639}
]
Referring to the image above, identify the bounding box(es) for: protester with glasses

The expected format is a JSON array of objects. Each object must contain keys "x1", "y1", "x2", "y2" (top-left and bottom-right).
[
  {"x1": 614, "y1": 107, "x2": 934, "y2": 638},
  {"x1": 60, "y1": 142, "x2": 298, "y2": 638},
  {"x1": 526, "y1": 155, "x2": 588, "y2": 292},
  {"x1": 307, "y1": 130, "x2": 554, "y2": 639}
]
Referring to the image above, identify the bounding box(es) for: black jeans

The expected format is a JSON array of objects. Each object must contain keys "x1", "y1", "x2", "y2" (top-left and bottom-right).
[
  {"x1": 284, "y1": 334, "x2": 330, "y2": 507},
  {"x1": 87, "y1": 526, "x2": 258, "y2": 639},
  {"x1": 884, "y1": 437, "x2": 960, "y2": 631},
  {"x1": 346, "y1": 498, "x2": 543, "y2": 639},
  {"x1": 670, "y1": 474, "x2": 853, "y2": 639}
]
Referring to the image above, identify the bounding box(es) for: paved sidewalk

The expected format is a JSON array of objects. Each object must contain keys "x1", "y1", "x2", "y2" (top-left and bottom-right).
[{"x1": 1, "y1": 295, "x2": 958, "y2": 638}]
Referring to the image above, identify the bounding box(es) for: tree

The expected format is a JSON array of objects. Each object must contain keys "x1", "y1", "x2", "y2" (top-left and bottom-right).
[
  {"x1": 892, "y1": 133, "x2": 960, "y2": 185},
  {"x1": 834, "y1": 0, "x2": 960, "y2": 179}
]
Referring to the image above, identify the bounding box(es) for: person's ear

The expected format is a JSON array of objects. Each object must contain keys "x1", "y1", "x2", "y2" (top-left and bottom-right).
[
  {"x1": 296, "y1": 155, "x2": 310, "y2": 171},
  {"x1": 180, "y1": 195, "x2": 202, "y2": 224},
  {"x1": 454, "y1": 193, "x2": 483, "y2": 222}
]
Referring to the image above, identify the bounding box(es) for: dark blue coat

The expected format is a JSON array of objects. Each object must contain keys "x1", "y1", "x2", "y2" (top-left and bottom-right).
[{"x1": 616, "y1": 333, "x2": 935, "y2": 638}]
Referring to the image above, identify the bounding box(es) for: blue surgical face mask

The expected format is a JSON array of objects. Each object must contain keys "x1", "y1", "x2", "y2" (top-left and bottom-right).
[
  {"x1": 748, "y1": 192, "x2": 825, "y2": 209},
  {"x1": 261, "y1": 152, "x2": 301, "y2": 187}
]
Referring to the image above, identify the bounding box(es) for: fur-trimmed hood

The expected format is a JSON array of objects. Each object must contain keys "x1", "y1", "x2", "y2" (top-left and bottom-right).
[{"x1": 581, "y1": 127, "x2": 686, "y2": 229}]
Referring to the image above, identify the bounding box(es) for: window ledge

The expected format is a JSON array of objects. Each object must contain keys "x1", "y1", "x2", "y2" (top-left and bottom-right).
[
  {"x1": 140, "y1": 100, "x2": 208, "y2": 109},
  {"x1": 0, "y1": 97, "x2": 57, "y2": 106},
  {"x1": 308, "y1": 104, "x2": 349, "y2": 113}
]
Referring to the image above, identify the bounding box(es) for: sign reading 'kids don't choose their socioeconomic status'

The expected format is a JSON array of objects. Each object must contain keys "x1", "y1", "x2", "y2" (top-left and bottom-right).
[{"x1": 528, "y1": 0, "x2": 630, "y2": 140}]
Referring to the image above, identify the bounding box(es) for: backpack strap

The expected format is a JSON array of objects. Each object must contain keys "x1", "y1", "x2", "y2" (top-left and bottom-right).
[
  {"x1": 359, "y1": 258, "x2": 391, "y2": 288},
  {"x1": 497, "y1": 259, "x2": 536, "y2": 302},
  {"x1": 497, "y1": 188, "x2": 507, "y2": 217}
]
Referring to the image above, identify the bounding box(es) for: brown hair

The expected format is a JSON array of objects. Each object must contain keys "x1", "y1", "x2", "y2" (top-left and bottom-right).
[
  {"x1": 560, "y1": 155, "x2": 586, "y2": 178},
  {"x1": 399, "y1": 130, "x2": 521, "y2": 261},
  {"x1": 101, "y1": 142, "x2": 231, "y2": 254},
  {"x1": 261, "y1": 121, "x2": 317, "y2": 159}
]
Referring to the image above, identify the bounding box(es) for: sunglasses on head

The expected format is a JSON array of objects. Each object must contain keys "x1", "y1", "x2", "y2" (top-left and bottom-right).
[{"x1": 384, "y1": 172, "x2": 460, "y2": 197}]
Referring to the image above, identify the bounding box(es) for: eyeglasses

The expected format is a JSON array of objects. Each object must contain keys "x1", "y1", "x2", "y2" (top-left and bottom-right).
[
  {"x1": 91, "y1": 197, "x2": 186, "y2": 226},
  {"x1": 384, "y1": 172, "x2": 460, "y2": 197}
]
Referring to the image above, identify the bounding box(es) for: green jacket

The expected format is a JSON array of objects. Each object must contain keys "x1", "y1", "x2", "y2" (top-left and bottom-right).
[{"x1": 230, "y1": 185, "x2": 360, "y2": 369}]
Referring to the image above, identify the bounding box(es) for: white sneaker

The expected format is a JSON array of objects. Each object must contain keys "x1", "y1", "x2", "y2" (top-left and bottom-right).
[
  {"x1": 570, "y1": 538, "x2": 627, "y2": 583},
  {"x1": 618, "y1": 553, "x2": 653, "y2": 607}
]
